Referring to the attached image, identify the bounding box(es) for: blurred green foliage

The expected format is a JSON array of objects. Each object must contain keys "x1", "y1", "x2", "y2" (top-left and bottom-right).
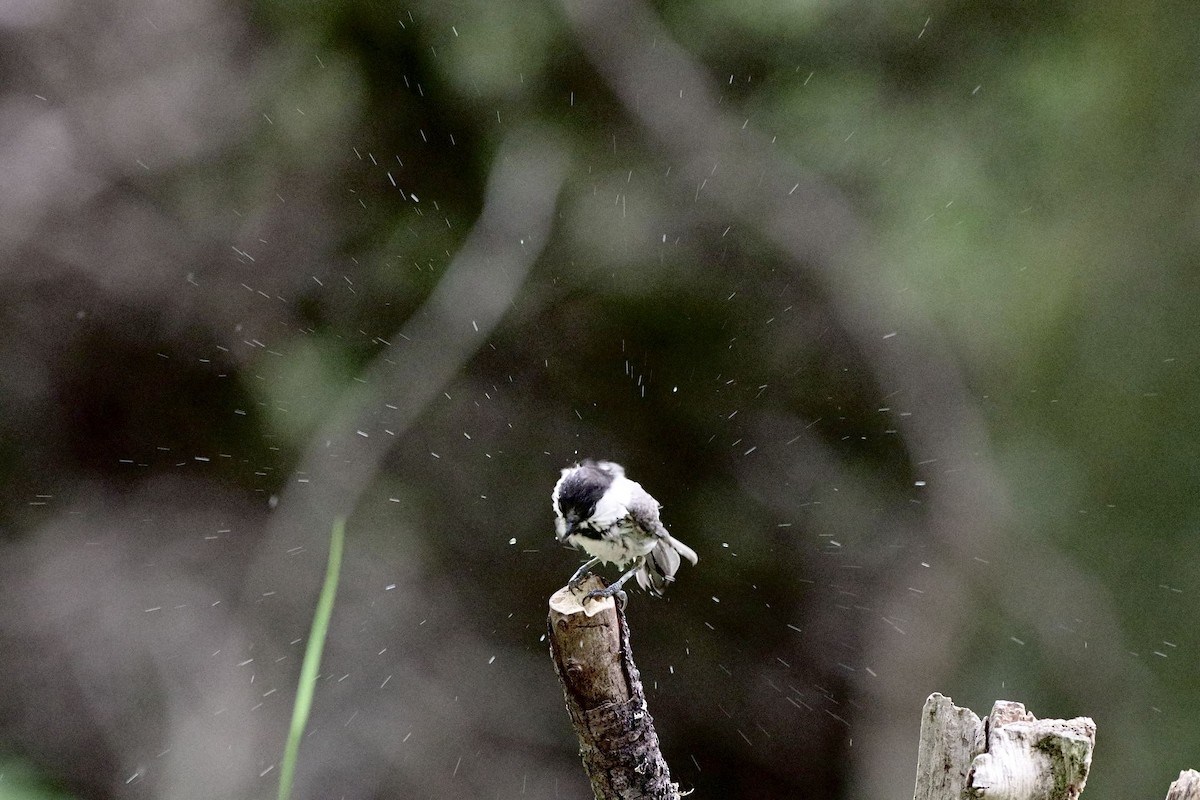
[{"x1": 0, "y1": 759, "x2": 77, "y2": 800}]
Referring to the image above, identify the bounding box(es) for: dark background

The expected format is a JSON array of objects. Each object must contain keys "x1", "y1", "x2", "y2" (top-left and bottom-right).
[{"x1": 2, "y1": 0, "x2": 1198, "y2": 798}]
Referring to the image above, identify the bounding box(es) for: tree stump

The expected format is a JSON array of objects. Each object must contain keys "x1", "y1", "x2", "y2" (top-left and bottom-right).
[
  {"x1": 913, "y1": 693, "x2": 1094, "y2": 800},
  {"x1": 1168, "y1": 771, "x2": 1200, "y2": 800}
]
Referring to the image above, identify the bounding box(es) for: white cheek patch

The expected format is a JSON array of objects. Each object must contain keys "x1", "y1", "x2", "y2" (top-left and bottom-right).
[{"x1": 589, "y1": 476, "x2": 636, "y2": 528}]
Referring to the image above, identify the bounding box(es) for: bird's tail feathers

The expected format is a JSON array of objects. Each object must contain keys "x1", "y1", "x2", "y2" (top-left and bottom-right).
[
  {"x1": 665, "y1": 534, "x2": 698, "y2": 566},
  {"x1": 636, "y1": 535, "x2": 698, "y2": 597}
]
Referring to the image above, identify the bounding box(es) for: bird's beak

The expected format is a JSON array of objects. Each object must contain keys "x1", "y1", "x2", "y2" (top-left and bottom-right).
[{"x1": 555, "y1": 515, "x2": 578, "y2": 543}]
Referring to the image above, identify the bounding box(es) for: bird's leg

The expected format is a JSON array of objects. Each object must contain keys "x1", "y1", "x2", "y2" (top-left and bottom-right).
[
  {"x1": 585, "y1": 557, "x2": 644, "y2": 602},
  {"x1": 567, "y1": 556, "x2": 602, "y2": 591}
]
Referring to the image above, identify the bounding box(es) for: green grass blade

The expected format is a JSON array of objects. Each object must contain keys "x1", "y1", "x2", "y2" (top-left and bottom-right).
[{"x1": 277, "y1": 517, "x2": 346, "y2": 800}]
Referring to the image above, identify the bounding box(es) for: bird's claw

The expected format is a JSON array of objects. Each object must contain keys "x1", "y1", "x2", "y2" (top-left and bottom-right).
[
  {"x1": 583, "y1": 585, "x2": 614, "y2": 601},
  {"x1": 583, "y1": 586, "x2": 628, "y2": 610}
]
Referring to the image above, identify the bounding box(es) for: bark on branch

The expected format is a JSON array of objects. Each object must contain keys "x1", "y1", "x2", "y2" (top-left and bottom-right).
[{"x1": 547, "y1": 576, "x2": 681, "y2": 800}]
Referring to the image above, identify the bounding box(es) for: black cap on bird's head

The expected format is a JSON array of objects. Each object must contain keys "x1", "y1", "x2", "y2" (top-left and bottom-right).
[{"x1": 552, "y1": 460, "x2": 617, "y2": 541}]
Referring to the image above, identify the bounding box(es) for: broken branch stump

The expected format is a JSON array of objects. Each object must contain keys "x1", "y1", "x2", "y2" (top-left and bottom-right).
[
  {"x1": 1167, "y1": 771, "x2": 1200, "y2": 800},
  {"x1": 547, "y1": 576, "x2": 680, "y2": 800},
  {"x1": 913, "y1": 693, "x2": 1095, "y2": 800}
]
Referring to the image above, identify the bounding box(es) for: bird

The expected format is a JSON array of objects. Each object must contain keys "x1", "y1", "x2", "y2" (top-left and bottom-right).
[{"x1": 551, "y1": 460, "x2": 698, "y2": 601}]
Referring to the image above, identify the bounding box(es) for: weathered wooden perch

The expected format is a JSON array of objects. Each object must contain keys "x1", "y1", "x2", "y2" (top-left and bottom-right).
[
  {"x1": 1168, "y1": 770, "x2": 1200, "y2": 800},
  {"x1": 913, "y1": 693, "x2": 1095, "y2": 800},
  {"x1": 548, "y1": 575, "x2": 681, "y2": 800}
]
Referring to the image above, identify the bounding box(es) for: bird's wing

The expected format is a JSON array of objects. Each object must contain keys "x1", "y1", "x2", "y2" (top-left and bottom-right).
[
  {"x1": 627, "y1": 482, "x2": 698, "y2": 565},
  {"x1": 625, "y1": 482, "x2": 667, "y2": 536}
]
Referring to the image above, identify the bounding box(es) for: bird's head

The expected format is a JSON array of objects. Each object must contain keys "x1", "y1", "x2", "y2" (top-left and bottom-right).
[{"x1": 552, "y1": 460, "x2": 617, "y2": 543}]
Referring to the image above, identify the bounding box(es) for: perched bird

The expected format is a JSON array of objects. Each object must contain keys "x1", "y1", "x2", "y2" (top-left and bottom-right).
[{"x1": 552, "y1": 460, "x2": 698, "y2": 600}]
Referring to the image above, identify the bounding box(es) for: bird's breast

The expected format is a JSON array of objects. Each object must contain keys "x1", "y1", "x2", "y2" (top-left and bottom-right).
[{"x1": 567, "y1": 523, "x2": 657, "y2": 566}]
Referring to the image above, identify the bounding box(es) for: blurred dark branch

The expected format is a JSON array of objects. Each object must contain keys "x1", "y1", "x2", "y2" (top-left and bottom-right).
[
  {"x1": 559, "y1": 0, "x2": 859, "y2": 264},
  {"x1": 241, "y1": 128, "x2": 568, "y2": 606},
  {"x1": 557, "y1": 0, "x2": 1150, "y2": 791}
]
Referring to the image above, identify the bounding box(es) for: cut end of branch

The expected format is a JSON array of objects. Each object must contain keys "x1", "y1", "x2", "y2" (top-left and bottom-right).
[{"x1": 549, "y1": 580, "x2": 616, "y2": 617}]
